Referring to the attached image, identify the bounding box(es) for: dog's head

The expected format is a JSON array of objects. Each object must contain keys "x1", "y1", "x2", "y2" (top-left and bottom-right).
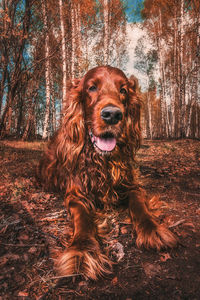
[
  {"x1": 82, "y1": 66, "x2": 141, "y2": 155},
  {"x1": 59, "y1": 66, "x2": 141, "y2": 167}
]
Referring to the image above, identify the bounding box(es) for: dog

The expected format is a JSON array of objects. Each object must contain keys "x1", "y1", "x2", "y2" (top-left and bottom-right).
[{"x1": 38, "y1": 66, "x2": 177, "y2": 279}]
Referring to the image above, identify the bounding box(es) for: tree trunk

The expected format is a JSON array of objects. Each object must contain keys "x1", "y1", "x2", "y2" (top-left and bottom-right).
[
  {"x1": 42, "y1": 0, "x2": 51, "y2": 139},
  {"x1": 75, "y1": 2, "x2": 82, "y2": 76},
  {"x1": 0, "y1": 0, "x2": 31, "y2": 137},
  {"x1": 103, "y1": 0, "x2": 109, "y2": 65},
  {"x1": 156, "y1": 9, "x2": 169, "y2": 138},
  {"x1": 50, "y1": 72, "x2": 56, "y2": 133},
  {"x1": 71, "y1": 2, "x2": 76, "y2": 79},
  {"x1": 177, "y1": 0, "x2": 186, "y2": 138},
  {"x1": 59, "y1": 0, "x2": 67, "y2": 106}
]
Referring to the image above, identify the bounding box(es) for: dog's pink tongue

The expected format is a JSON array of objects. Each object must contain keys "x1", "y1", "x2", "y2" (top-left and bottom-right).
[{"x1": 95, "y1": 136, "x2": 116, "y2": 152}]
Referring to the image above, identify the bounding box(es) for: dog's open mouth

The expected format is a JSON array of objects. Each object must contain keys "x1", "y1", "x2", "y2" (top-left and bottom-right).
[{"x1": 90, "y1": 131, "x2": 117, "y2": 153}]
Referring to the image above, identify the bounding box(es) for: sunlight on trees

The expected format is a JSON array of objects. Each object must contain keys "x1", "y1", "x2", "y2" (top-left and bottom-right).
[
  {"x1": 0, "y1": 0, "x2": 127, "y2": 139},
  {"x1": 140, "y1": 0, "x2": 200, "y2": 139},
  {"x1": 0, "y1": 0, "x2": 199, "y2": 139}
]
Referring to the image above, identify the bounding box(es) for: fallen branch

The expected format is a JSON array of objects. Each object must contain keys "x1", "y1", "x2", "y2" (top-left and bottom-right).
[{"x1": 169, "y1": 219, "x2": 186, "y2": 228}]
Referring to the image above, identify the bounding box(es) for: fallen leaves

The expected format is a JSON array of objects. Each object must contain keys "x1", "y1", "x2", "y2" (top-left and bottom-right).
[
  {"x1": 28, "y1": 246, "x2": 37, "y2": 254},
  {"x1": 142, "y1": 262, "x2": 161, "y2": 278},
  {"x1": 19, "y1": 233, "x2": 29, "y2": 241},
  {"x1": 18, "y1": 291, "x2": 29, "y2": 297},
  {"x1": 112, "y1": 276, "x2": 118, "y2": 285},
  {"x1": 160, "y1": 253, "x2": 171, "y2": 262},
  {"x1": 110, "y1": 241, "x2": 125, "y2": 262},
  {"x1": 120, "y1": 226, "x2": 128, "y2": 235},
  {"x1": 0, "y1": 139, "x2": 200, "y2": 299}
]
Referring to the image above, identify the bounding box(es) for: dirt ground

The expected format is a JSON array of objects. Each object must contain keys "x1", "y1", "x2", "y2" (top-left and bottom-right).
[{"x1": 0, "y1": 139, "x2": 199, "y2": 300}]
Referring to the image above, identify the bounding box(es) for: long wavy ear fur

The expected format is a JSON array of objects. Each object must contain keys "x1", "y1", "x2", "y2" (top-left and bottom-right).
[
  {"x1": 57, "y1": 79, "x2": 85, "y2": 169},
  {"x1": 127, "y1": 75, "x2": 141, "y2": 154},
  {"x1": 38, "y1": 79, "x2": 85, "y2": 191}
]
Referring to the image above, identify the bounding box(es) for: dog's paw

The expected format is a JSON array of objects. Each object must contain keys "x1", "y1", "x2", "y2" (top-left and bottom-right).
[
  {"x1": 136, "y1": 219, "x2": 178, "y2": 250},
  {"x1": 55, "y1": 238, "x2": 112, "y2": 280}
]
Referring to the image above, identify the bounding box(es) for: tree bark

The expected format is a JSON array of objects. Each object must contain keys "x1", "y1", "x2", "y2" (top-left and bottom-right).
[
  {"x1": 71, "y1": 2, "x2": 76, "y2": 79},
  {"x1": 59, "y1": 0, "x2": 67, "y2": 106},
  {"x1": 42, "y1": 0, "x2": 51, "y2": 140},
  {"x1": 103, "y1": 0, "x2": 109, "y2": 65}
]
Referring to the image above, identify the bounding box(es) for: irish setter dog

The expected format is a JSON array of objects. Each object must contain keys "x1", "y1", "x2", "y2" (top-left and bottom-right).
[{"x1": 38, "y1": 66, "x2": 177, "y2": 279}]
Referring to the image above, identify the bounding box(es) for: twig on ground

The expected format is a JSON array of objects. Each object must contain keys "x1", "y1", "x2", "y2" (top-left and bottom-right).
[{"x1": 169, "y1": 219, "x2": 186, "y2": 228}]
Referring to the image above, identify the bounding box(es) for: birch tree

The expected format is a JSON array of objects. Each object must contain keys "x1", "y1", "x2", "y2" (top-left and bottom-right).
[
  {"x1": 103, "y1": 0, "x2": 109, "y2": 65},
  {"x1": 59, "y1": 0, "x2": 67, "y2": 105},
  {"x1": 142, "y1": 0, "x2": 200, "y2": 138},
  {"x1": 42, "y1": 0, "x2": 51, "y2": 139},
  {"x1": 0, "y1": 0, "x2": 32, "y2": 137},
  {"x1": 0, "y1": 0, "x2": 128, "y2": 139}
]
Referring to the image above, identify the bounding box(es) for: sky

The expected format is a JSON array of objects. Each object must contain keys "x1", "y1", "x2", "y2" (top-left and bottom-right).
[
  {"x1": 125, "y1": 0, "x2": 144, "y2": 23},
  {"x1": 124, "y1": 0, "x2": 152, "y2": 90}
]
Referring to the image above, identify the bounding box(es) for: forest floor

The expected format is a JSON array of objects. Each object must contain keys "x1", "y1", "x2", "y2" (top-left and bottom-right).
[{"x1": 0, "y1": 139, "x2": 200, "y2": 300}]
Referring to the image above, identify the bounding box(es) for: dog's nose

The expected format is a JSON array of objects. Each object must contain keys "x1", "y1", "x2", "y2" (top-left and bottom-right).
[{"x1": 101, "y1": 106, "x2": 123, "y2": 125}]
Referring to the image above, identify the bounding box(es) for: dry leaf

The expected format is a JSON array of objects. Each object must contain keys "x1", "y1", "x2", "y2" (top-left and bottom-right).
[
  {"x1": 142, "y1": 262, "x2": 161, "y2": 278},
  {"x1": 112, "y1": 276, "x2": 118, "y2": 285},
  {"x1": 18, "y1": 291, "x2": 29, "y2": 297},
  {"x1": 160, "y1": 253, "x2": 171, "y2": 262},
  {"x1": 121, "y1": 226, "x2": 128, "y2": 234}
]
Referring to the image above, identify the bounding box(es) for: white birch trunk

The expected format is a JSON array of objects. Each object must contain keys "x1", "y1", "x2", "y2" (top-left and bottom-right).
[
  {"x1": 195, "y1": 11, "x2": 200, "y2": 138},
  {"x1": 180, "y1": 0, "x2": 184, "y2": 72},
  {"x1": 75, "y1": 3, "x2": 82, "y2": 76},
  {"x1": 147, "y1": 91, "x2": 152, "y2": 139},
  {"x1": 157, "y1": 9, "x2": 169, "y2": 137},
  {"x1": 188, "y1": 11, "x2": 200, "y2": 138},
  {"x1": 179, "y1": 0, "x2": 186, "y2": 137},
  {"x1": 71, "y1": 3, "x2": 76, "y2": 79},
  {"x1": 146, "y1": 76, "x2": 152, "y2": 139},
  {"x1": 186, "y1": 100, "x2": 194, "y2": 137},
  {"x1": 172, "y1": 13, "x2": 178, "y2": 137},
  {"x1": 50, "y1": 71, "x2": 56, "y2": 133},
  {"x1": 103, "y1": 0, "x2": 109, "y2": 65},
  {"x1": 42, "y1": 0, "x2": 51, "y2": 139},
  {"x1": 59, "y1": 0, "x2": 67, "y2": 106}
]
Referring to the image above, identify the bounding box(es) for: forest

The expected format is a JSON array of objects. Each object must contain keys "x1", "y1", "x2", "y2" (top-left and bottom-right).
[
  {"x1": 0, "y1": 0, "x2": 199, "y2": 140},
  {"x1": 0, "y1": 0, "x2": 200, "y2": 299}
]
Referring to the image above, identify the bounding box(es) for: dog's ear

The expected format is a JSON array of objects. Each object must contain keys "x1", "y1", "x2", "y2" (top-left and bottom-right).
[
  {"x1": 128, "y1": 75, "x2": 140, "y2": 93},
  {"x1": 37, "y1": 79, "x2": 85, "y2": 191},
  {"x1": 56, "y1": 78, "x2": 85, "y2": 170},
  {"x1": 127, "y1": 75, "x2": 141, "y2": 153}
]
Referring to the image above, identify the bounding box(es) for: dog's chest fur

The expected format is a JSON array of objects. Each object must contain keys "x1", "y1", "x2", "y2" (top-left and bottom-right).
[{"x1": 87, "y1": 157, "x2": 132, "y2": 208}]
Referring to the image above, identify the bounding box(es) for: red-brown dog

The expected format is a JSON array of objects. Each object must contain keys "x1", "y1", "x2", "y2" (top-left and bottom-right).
[{"x1": 38, "y1": 66, "x2": 177, "y2": 279}]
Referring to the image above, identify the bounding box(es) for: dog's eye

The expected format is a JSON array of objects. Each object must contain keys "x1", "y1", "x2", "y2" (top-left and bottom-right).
[
  {"x1": 120, "y1": 88, "x2": 127, "y2": 95},
  {"x1": 88, "y1": 85, "x2": 97, "y2": 92}
]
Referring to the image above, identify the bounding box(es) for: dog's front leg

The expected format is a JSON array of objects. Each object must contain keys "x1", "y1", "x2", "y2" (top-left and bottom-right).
[
  {"x1": 129, "y1": 189, "x2": 177, "y2": 250},
  {"x1": 56, "y1": 187, "x2": 111, "y2": 280}
]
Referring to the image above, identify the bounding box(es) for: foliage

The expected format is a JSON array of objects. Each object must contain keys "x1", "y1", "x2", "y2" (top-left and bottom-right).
[
  {"x1": 0, "y1": 0, "x2": 127, "y2": 139},
  {"x1": 138, "y1": 0, "x2": 200, "y2": 138},
  {"x1": 0, "y1": 0, "x2": 199, "y2": 140},
  {"x1": 0, "y1": 139, "x2": 200, "y2": 297}
]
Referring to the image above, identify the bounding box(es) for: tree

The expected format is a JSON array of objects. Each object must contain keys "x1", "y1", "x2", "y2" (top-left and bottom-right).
[
  {"x1": 0, "y1": 0, "x2": 32, "y2": 137},
  {"x1": 134, "y1": 38, "x2": 159, "y2": 138},
  {"x1": 141, "y1": 0, "x2": 200, "y2": 138},
  {"x1": 41, "y1": 0, "x2": 51, "y2": 139},
  {"x1": 59, "y1": 0, "x2": 67, "y2": 105},
  {"x1": 0, "y1": 0, "x2": 127, "y2": 139}
]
